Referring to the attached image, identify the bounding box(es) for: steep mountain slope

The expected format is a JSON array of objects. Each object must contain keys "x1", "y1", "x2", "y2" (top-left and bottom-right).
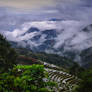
[
  {"x1": 16, "y1": 48, "x2": 76, "y2": 69},
  {"x1": 4, "y1": 20, "x2": 92, "y2": 67},
  {"x1": 78, "y1": 24, "x2": 92, "y2": 68},
  {"x1": 80, "y1": 47, "x2": 92, "y2": 68}
]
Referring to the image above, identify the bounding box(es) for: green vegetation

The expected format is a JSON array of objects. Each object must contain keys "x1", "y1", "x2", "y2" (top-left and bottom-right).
[
  {"x1": 69, "y1": 63, "x2": 85, "y2": 76},
  {"x1": 72, "y1": 68, "x2": 92, "y2": 92},
  {"x1": 16, "y1": 48, "x2": 77, "y2": 69},
  {"x1": 0, "y1": 34, "x2": 92, "y2": 92},
  {"x1": 80, "y1": 47, "x2": 92, "y2": 68},
  {"x1": 0, "y1": 65, "x2": 57, "y2": 92},
  {"x1": 0, "y1": 34, "x2": 57, "y2": 92},
  {"x1": 0, "y1": 34, "x2": 17, "y2": 71},
  {"x1": 69, "y1": 62, "x2": 92, "y2": 92}
]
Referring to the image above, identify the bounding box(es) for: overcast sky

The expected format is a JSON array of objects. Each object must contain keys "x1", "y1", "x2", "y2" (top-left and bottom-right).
[
  {"x1": 0, "y1": 0, "x2": 92, "y2": 20},
  {"x1": 0, "y1": 0, "x2": 92, "y2": 33},
  {"x1": 0, "y1": 0, "x2": 56, "y2": 10}
]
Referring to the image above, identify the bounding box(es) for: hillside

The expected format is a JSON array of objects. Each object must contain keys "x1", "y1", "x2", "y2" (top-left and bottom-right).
[
  {"x1": 80, "y1": 47, "x2": 92, "y2": 68},
  {"x1": 16, "y1": 55, "x2": 79, "y2": 92},
  {"x1": 0, "y1": 34, "x2": 80, "y2": 92},
  {"x1": 0, "y1": 1, "x2": 92, "y2": 91},
  {"x1": 15, "y1": 48, "x2": 77, "y2": 69},
  {"x1": 1, "y1": 33, "x2": 92, "y2": 92}
]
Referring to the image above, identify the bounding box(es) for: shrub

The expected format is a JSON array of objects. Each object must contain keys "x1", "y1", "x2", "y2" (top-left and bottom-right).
[{"x1": 0, "y1": 64, "x2": 56, "y2": 92}]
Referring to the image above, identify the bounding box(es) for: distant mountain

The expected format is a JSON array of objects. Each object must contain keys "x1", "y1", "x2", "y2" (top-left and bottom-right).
[
  {"x1": 21, "y1": 27, "x2": 40, "y2": 36},
  {"x1": 5, "y1": 21, "x2": 92, "y2": 67},
  {"x1": 82, "y1": 24, "x2": 92, "y2": 32},
  {"x1": 49, "y1": 18, "x2": 63, "y2": 21}
]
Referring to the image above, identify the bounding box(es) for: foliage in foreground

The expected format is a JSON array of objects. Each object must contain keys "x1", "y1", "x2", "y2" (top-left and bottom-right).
[{"x1": 0, "y1": 64, "x2": 57, "y2": 92}]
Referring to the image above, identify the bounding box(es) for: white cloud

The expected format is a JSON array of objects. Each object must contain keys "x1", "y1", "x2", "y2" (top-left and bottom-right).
[
  {"x1": 53, "y1": 20, "x2": 85, "y2": 49},
  {"x1": 4, "y1": 20, "x2": 91, "y2": 51},
  {"x1": 4, "y1": 21, "x2": 57, "y2": 42},
  {"x1": 27, "y1": 21, "x2": 57, "y2": 30}
]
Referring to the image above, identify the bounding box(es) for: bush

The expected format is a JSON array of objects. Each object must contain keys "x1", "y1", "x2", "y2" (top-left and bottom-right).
[{"x1": 0, "y1": 64, "x2": 56, "y2": 92}]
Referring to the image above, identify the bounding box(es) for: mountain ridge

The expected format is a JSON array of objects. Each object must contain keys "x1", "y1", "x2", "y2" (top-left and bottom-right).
[{"x1": 5, "y1": 21, "x2": 92, "y2": 67}]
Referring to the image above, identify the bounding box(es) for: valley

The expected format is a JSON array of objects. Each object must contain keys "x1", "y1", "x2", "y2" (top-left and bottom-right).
[{"x1": 0, "y1": 0, "x2": 92, "y2": 91}]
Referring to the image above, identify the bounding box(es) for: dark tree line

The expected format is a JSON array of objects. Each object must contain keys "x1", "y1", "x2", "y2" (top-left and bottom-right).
[{"x1": 0, "y1": 34, "x2": 17, "y2": 71}]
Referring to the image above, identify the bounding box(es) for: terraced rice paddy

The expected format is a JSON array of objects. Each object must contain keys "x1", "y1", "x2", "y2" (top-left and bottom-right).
[{"x1": 44, "y1": 62, "x2": 79, "y2": 92}]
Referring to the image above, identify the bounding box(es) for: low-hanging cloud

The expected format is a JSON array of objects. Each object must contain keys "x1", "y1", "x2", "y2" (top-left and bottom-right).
[{"x1": 4, "y1": 20, "x2": 91, "y2": 51}]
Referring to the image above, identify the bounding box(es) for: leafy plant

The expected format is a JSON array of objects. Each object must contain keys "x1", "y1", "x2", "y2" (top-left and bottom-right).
[{"x1": 0, "y1": 65, "x2": 57, "y2": 92}]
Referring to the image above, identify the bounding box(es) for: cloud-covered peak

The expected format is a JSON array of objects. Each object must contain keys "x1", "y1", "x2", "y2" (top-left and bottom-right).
[
  {"x1": 4, "y1": 20, "x2": 88, "y2": 50},
  {"x1": 2, "y1": 19, "x2": 92, "y2": 64}
]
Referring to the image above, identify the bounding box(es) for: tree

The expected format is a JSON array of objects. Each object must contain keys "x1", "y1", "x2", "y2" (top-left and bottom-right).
[
  {"x1": 0, "y1": 34, "x2": 17, "y2": 71},
  {"x1": 73, "y1": 68, "x2": 92, "y2": 92},
  {"x1": 69, "y1": 63, "x2": 84, "y2": 76}
]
